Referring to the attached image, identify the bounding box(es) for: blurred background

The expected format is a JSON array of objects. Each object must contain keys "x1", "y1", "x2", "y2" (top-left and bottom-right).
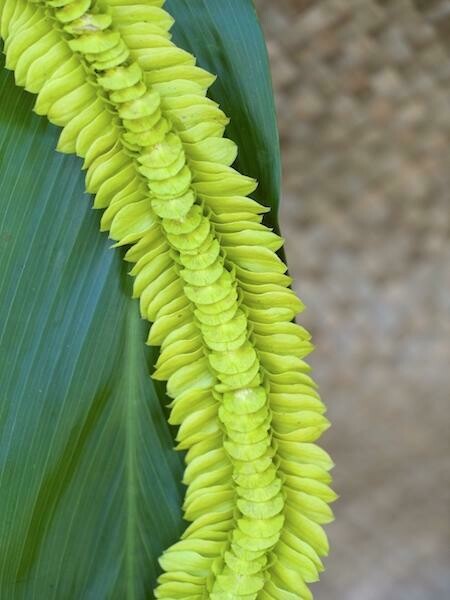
[{"x1": 255, "y1": 0, "x2": 450, "y2": 598}]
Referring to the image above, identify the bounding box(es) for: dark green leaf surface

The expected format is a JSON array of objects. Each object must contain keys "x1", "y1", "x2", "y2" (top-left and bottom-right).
[
  {"x1": 0, "y1": 1, "x2": 281, "y2": 597},
  {"x1": 0, "y1": 61, "x2": 185, "y2": 599}
]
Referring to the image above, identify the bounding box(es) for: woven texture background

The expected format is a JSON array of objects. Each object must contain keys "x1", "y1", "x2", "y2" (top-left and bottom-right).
[{"x1": 255, "y1": 1, "x2": 450, "y2": 598}]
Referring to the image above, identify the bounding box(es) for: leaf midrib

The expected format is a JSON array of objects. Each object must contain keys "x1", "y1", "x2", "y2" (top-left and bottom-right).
[{"x1": 124, "y1": 304, "x2": 141, "y2": 600}]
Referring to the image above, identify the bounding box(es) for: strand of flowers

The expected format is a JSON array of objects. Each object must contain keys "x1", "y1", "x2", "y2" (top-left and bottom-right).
[{"x1": 0, "y1": 1, "x2": 335, "y2": 598}]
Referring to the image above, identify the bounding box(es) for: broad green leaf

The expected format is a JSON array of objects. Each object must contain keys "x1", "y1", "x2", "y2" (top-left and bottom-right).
[
  {"x1": 0, "y1": 1, "x2": 281, "y2": 598},
  {"x1": 0, "y1": 61, "x2": 185, "y2": 599}
]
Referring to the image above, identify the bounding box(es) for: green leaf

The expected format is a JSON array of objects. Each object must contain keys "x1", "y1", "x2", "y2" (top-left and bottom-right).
[
  {"x1": 0, "y1": 1, "x2": 281, "y2": 597},
  {"x1": 0, "y1": 61, "x2": 185, "y2": 599}
]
